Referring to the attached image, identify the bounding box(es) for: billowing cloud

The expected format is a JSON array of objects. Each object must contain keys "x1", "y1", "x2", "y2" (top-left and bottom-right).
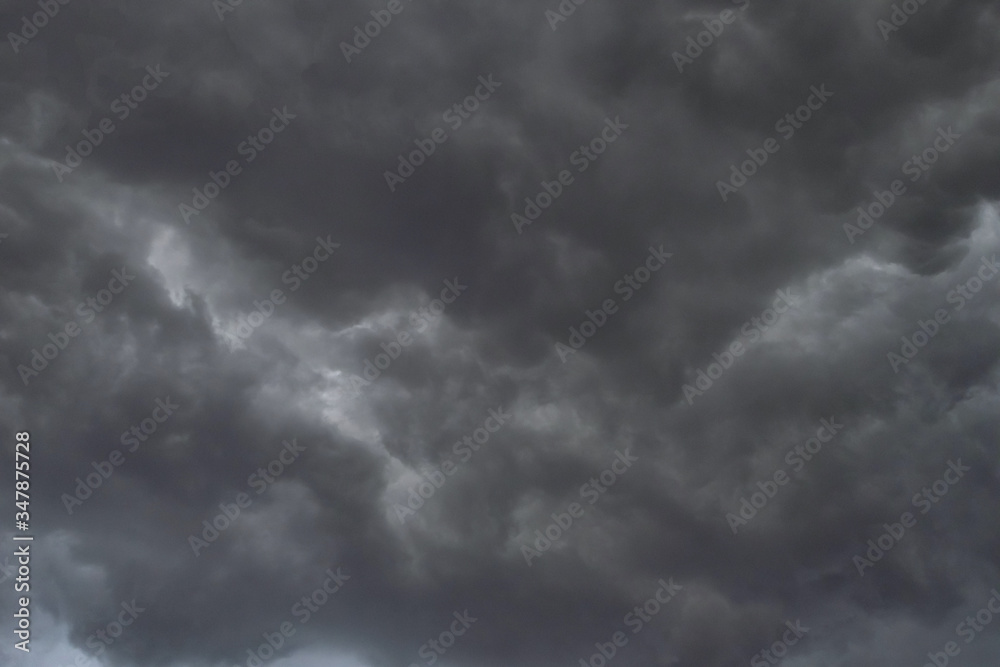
[{"x1": 1, "y1": 1, "x2": 1000, "y2": 667}]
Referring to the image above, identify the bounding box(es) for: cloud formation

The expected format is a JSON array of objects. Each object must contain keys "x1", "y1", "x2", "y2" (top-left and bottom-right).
[{"x1": 1, "y1": 1, "x2": 1000, "y2": 666}]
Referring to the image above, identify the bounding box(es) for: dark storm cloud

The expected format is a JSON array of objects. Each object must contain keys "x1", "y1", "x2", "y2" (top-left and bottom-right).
[{"x1": 1, "y1": 1, "x2": 1000, "y2": 667}]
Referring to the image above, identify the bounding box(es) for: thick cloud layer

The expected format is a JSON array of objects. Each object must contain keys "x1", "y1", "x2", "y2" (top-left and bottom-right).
[{"x1": 1, "y1": 1, "x2": 1000, "y2": 667}]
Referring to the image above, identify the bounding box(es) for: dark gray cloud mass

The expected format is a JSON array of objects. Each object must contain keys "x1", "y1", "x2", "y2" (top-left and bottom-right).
[{"x1": 1, "y1": 0, "x2": 1000, "y2": 666}]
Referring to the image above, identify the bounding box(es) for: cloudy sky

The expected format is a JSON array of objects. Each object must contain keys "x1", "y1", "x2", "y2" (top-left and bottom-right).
[{"x1": 2, "y1": 0, "x2": 1000, "y2": 666}]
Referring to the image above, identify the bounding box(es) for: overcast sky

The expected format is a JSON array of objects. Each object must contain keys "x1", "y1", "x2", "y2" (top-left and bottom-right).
[{"x1": 2, "y1": 1, "x2": 1000, "y2": 666}]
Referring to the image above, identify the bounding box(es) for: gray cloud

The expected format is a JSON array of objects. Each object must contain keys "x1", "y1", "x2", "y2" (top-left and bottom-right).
[{"x1": 1, "y1": 1, "x2": 1000, "y2": 667}]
